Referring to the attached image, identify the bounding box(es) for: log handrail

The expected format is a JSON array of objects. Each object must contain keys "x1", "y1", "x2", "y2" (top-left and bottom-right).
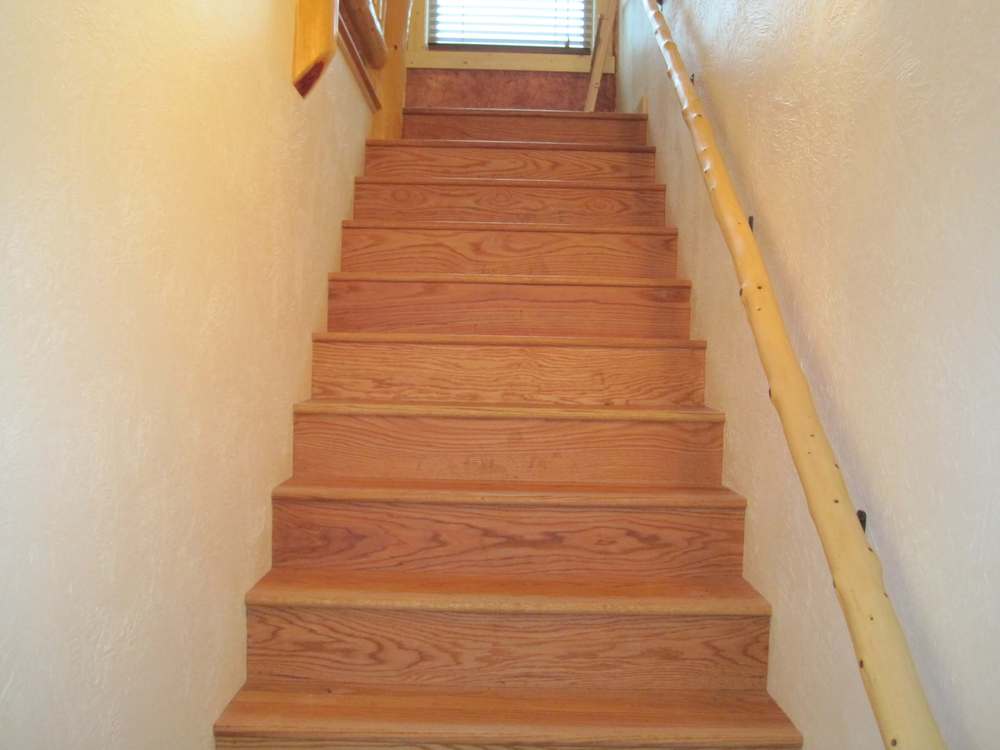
[
  {"x1": 292, "y1": 0, "x2": 412, "y2": 133},
  {"x1": 342, "y1": 0, "x2": 389, "y2": 68},
  {"x1": 293, "y1": 0, "x2": 338, "y2": 96},
  {"x1": 640, "y1": 2, "x2": 947, "y2": 748}
]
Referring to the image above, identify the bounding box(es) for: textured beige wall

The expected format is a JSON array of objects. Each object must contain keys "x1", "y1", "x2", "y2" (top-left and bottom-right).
[
  {"x1": 618, "y1": 1, "x2": 1000, "y2": 748},
  {"x1": 0, "y1": 2, "x2": 369, "y2": 747}
]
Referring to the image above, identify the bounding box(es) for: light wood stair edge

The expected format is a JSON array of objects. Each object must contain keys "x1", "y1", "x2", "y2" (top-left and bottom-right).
[
  {"x1": 312, "y1": 332, "x2": 706, "y2": 350},
  {"x1": 355, "y1": 176, "x2": 666, "y2": 191},
  {"x1": 245, "y1": 569, "x2": 771, "y2": 616},
  {"x1": 367, "y1": 138, "x2": 657, "y2": 153},
  {"x1": 328, "y1": 272, "x2": 690, "y2": 289},
  {"x1": 272, "y1": 479, "x2": 746, "y2": 509},
  {"x1": 342, "y1": 220, "x2": 678, "y2": 236},
  {"x1": 292, "y1": 401, "x2": 724, "y2": 423},
  {"x1": 214, "y1": 687, "x2": 802, "y2": 747},
  {"x1": 403, "y1": 107, "x2": 649, "y2": 121}
]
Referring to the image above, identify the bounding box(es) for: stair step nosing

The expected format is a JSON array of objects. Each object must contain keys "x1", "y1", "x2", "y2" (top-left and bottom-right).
[
  {"x1": 343, "y1": 220, "x2": 677, "y2": 235},
  {"x1": 356, "y1": 176, "x2": 665, "y2": 191},
  {"x1": 293, "y1": 402, "x2": 724, "y2": 423},
  {"x1": 367, "y1": 138, "x2": 656, "y2": 153},
  {"x1": 273, "y1": 483, "x2": 746, "y2": 509},
  {"x1": 313, "y1": 332, "x2": 706, "y2": 350},
  {"x1": 403, "y1": 107, "x2": 648, "y2": 121},
  {"x1": 247, "y1": 586, "x2": 769, "y2": 616},
  {"x1": 328, "y1": 273, "x2": 690, "y2": 289},
  {"x1": 217, "y1": 686, "x2": 801, "y2": 746},
  {"x1": 216, "y1": 723, "x2": 800, "y2": 748}
]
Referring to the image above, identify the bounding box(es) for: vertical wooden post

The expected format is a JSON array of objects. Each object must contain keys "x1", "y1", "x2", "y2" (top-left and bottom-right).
[
  {"x1": 293, "y1": 0, "x2": 338, "y2": 97},
  {"x1": 370, "y1": 0, "x2": 414, "y2": 138},
  {"x1": 585, "y1": 0, "x2": 618, "y2": 111}
]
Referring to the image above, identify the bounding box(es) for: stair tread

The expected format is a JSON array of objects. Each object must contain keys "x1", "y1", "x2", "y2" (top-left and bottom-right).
[
  {"x1": 314, "y1": 331, "x2": 705, "y2": 349},
  {"x1": 294, "y1": 400, "x2": 723, "y2": 423},
  {"x1": 274, "y1": 478, "x2": 744, "y2": 508},
  {"x1": 247, "y1": 568, "x2": 769, "y2": 616},
  {"x1": 329, "y1": 272, "x2": 689, "y2": 289},
  {"x1": 369, "y1": 138, "x2": 656, "y2": 153},
  {"x1": 216, "y1": 685, "x2": 801, "y2": 746},
  {"x1": 343, "y1": 219, "x2": 677, "y2": 235},
  {"x1": 356, "y1": 176, "x2": 664, "y2": 190},
  {"x1": 403, "y1": 107, "x2": 648, "y2": 120}
]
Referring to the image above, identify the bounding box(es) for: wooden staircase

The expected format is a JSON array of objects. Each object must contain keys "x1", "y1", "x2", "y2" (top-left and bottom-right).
[{"x1": 215, "y1": 108, "x2": 802, "y2": 749}]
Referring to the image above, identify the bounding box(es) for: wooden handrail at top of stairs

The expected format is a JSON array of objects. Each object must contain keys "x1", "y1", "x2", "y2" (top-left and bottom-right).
[
  {"x1": 640, "y1": 2, "x2": 947, "y2": 748},
  {"x1": 293, "y1": 0, "x2": 411, "y2": 136}
]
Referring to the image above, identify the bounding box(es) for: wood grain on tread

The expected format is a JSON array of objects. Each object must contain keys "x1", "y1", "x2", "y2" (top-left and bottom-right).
[
  {"x1": 311, "y1": 334, "x2": 705, "y2": 407},
  {"x1": 214, "y1": 104, "x2": 802, "y2": 750},
  {"x1": 292, "y1": 407, "x2": 722, "y2": 485},
  {"x1": 365, "y1": 141, "x2": 655, "y2": 182},
  {"x1": 341, "y1": 222, "x2": 677, "y2": 277},
  {"x1": 246, "y1": 606, "x2": 768, "y2": 691},
  {"x1": 216, "y1": 686, "x2": 802, "y2": 748},
  {"x1": 272, "y1": 499, "x2": 743, "y2": 577},
  {"x1": 353, "y1": 178, "x2": 666, "y2": 226},
  {"x1": 403, "y1": 108, "x2": 648, "y2": 145},
  {"x1": 327, "y1": 276, "x2": 690, "y2": 337}
]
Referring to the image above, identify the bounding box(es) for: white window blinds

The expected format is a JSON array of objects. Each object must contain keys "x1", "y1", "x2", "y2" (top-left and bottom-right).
[{"x1": 428, "y1": 0, "x2": 594, "y2": 52}]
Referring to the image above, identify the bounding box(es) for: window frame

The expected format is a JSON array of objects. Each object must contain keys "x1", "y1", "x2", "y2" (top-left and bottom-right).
[
  {"x1": 425, "y1": 0, "x2": 595, "y2": 55},
  {"x1": 405, "y1": 0, "x2": 615, "y2": 74}
]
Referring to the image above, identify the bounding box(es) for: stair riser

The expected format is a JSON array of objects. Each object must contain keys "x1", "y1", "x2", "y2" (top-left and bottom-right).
[
  {"x1": 403, "y1": 114, "x2": 648, "y2": 145},
  {"x1": 365, "y1": 146, "x2": 655, "y2": 182},
  {"x1": 272, "y1": 500, "x2": 745, "y2": 578},
  {"x1": 353, "y1": 183, "x2": 666, "y2": 226},
  {"x1": 327, "y1": 280, "x2": 690, "y2": 338},
  {"x1": 341, "y1": 226, "x2": 677, "y2": 277},
  {"x1": 312, "y1": 341, "x2": 705, "y2": 407},
  {"x1": 292, "y1": 413, "x2": 723, "y2": 486},
  {"x1": 246, "y1": 606, "x2": 769, "y2": 691}
]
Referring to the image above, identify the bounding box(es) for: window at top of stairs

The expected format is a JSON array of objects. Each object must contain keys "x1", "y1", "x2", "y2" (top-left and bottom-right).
[{"x1": 427, "y1": 0, "x2": 593, "y2": 53}]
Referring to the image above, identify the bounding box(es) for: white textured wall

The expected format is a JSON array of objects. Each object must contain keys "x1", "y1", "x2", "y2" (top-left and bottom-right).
[
  {"x1": 0, "y1": 2, "x2": 369, "y2": 747},
  {"x1": 619, "y1": 1, "x2": 1000, "y2": 748}
]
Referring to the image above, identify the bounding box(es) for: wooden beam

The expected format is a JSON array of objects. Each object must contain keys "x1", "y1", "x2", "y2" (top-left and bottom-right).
[{"x1": 641, "y1": 2, "x2": 947, "y2": 748}]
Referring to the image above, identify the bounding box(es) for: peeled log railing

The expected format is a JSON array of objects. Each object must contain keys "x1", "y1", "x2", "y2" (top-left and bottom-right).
[
  {"x1": 293, "y1": 0, "x2": 337, "y2": 96},
  {"x1": 341, "y1": 0, "x2": 389, "y2": 69},
  {"x1": 641, "y1": 2, "x2": 947, "y2": 748}
]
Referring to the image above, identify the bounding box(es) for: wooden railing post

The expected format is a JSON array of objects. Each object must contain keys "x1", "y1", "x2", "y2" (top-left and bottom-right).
[
  {"x1": 640, "y1": 1, "x2": 948, "y2": 748},
  {"x1": 370, "y1": 0, "x2": 413, "y2": 139}
]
